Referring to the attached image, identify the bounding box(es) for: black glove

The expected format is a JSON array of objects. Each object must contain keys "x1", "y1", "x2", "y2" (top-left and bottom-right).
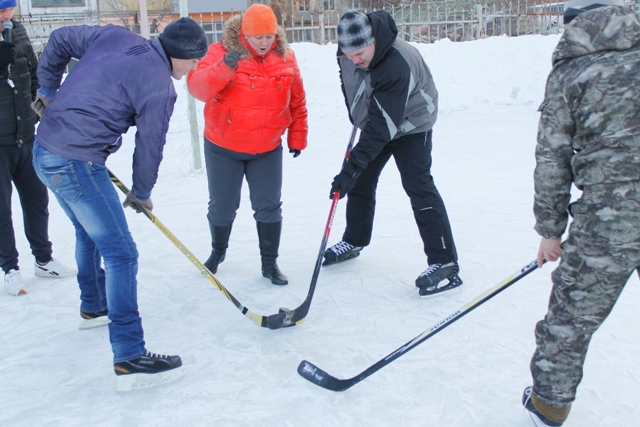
[
  {"x1": 0, "y1": 41, "x2": 16, "y2": 75},
  {"x1": 123, "y1": 193, "x2": 153, "y2": 214},
  {"x1": 223, "y1": 51, "x2": 242, "y2": 70},
  {"x1": 289, "y1": 149, "x2": 301, "y2": 158},
  {"x1": 329, "y1": 161, "x2": 361, "y2": 200},
  {"x1": 31, "y1": 94, "x2": 53, "y2": 118}
]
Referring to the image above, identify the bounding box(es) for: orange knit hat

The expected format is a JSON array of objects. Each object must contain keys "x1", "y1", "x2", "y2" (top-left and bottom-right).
[{"x1": 242, "y1": 4, "x2": 278, "y2": 36}]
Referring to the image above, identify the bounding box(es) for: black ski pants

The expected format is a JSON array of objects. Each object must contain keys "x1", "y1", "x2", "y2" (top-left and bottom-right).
[
  {"x1": 343, "y1": 130, "x2": 457, "y2": 265},
  {"x1": 0, "y1": 140, "x2": 52, "y2": 273}
]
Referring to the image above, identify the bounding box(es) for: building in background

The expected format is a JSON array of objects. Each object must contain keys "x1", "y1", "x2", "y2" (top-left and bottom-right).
[
  {"x1": 13, "y1": 1, "x2": 573, "y2": 53},
  {"x1": 14, "y1": 0, "x2": 247, "y2": 44}
]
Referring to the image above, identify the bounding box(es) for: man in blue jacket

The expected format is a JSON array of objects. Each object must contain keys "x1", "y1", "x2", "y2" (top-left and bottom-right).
[{"x1": 31, "y1": 18, "x2": 208, "y2": 391}]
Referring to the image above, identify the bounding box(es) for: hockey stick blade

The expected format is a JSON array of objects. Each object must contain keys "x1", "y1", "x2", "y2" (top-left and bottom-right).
[
  {"x1": 298, "y1": 258, "x2": 542, "y2": 391},
  {"x1": 108, "y1": 169, "x2": 292, "y2": 330},
  {"x1": 266, "y1": 308, "x2": 299, "y2": 329},
  {"x1": 298, "y1": 360, "x2": 352, "y2": 392},
  {"x1": 266, "y1": 125, "x2": 360, "y2": 330},
  {"x1": 265, "y1": 195, "x2": 337, "y2": 329}
]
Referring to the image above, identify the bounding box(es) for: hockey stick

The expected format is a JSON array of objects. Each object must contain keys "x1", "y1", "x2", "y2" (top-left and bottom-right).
[
  {"x1": 298, "y1": 257, "x2": 543, "y2": 391},
  {"x1": 271, "y1": 124, "x2": 360, "y2": 329},
  {"x1": 108, "y1": 169, "x2": 291, "y2": 329}
]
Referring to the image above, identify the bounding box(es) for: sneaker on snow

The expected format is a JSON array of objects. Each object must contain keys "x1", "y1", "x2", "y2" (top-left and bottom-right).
[
  {"x1": 34, "y1": 258, "x2": 77, "y2": 278},
  {"x1": 79, "y1": 308, "x2": 110, "y2": 330},
  {"x1": 415, "y1": 261, "x2": 462, "y2": 296},
  {"x1": 4, "y1": 269, "x2": 26, "y2": 296},
  {"x1": 323, "y1": 240, "x2": 363, "y2": 267},
  {"x1": 522, "y1": 386, "x2": 570, "y2": 426},
  {"x1": 114, "y1": 349, "x2": 184, "y2": 392}
]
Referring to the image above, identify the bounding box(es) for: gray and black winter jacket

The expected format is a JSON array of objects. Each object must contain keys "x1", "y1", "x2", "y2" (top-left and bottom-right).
[
  {"x1": 0, "y1": 20, "x2": 39, "y2": 146},
  {"x1": 337, "y1": 10, "x2": 438, "y2": 170}
]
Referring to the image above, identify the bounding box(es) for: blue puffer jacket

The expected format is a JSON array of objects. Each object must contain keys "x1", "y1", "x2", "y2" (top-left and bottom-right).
[{"x1": 36, "y1": 24, "x2": 177, "y2": 199}]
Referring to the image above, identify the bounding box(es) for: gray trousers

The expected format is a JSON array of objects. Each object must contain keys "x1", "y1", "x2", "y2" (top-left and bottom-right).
[
  {"x1": 204, "y1": 139, "x2": 283, "y2": 226},
  {"x1": 531, "y1": 181, "x2": 640, "y2": 408}
]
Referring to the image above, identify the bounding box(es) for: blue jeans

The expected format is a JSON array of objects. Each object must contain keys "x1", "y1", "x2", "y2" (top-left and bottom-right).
[{"x1": 32, "y1": 141, "x2": 145, "y2": 362}]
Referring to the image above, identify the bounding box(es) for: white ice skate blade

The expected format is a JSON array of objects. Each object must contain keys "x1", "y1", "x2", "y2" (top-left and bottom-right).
[
  {"x1": 115, "y1": 367, "x2": 185, "y2": 392},
  {"x1": 78, "y1": 317, "x2": 111, "y2": 330},
  {"x1": 419, "y1": 284, "x2": 462, "y2": 299}
]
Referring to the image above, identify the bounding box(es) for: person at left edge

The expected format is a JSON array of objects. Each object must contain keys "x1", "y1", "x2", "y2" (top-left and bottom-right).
[
  {"x1": 31, "y1": 18, "x2": 208, "y2": 391},
  {"x1": 187, "y1": 3, "x2": 308, "y2": 286},
  {"x1": 0, "y1": 0, "x2": 76, "y2": 297}
]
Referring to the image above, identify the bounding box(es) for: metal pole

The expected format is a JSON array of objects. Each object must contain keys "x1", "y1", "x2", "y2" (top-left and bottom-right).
[
  {"x1": 138, "y1": 0, "x2": 150, "y2": 38},
  {"x1": 179, "y1": 0, "x2": 203, "y2": 170}
]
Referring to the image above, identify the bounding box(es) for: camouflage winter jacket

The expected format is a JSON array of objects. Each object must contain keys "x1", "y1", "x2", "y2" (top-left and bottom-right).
[{"x1": 533, "y1": 6, "x2": 640, "y2": 239}]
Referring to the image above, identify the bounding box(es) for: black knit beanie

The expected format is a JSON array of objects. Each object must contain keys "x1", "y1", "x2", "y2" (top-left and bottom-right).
[{"x1": 159, "y1": 17, "x2": 208, "y2": 59}]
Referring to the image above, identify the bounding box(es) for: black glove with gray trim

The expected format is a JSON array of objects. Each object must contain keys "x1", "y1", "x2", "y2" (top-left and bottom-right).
[
  {"x1": 224, "y1": 51, "x2": 242, "y2": 70},
  {"x1": 330, "y1": 160, "x2": 361, "y2": 200},
  {"x1": 31, "y1": 94, "x2": 53, "y2": 118}
]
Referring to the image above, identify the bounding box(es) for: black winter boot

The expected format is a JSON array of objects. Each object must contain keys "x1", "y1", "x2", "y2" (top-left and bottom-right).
[
  {"x1": 257, "y1": 221, "x2": 288, "y2": 286},
  {"x1": 204, "y1": 223, "x2": 232, "y2": 274}
]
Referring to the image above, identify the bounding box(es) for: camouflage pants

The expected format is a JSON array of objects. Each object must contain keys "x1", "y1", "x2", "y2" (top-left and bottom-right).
[{"x1": 531, "y1": 181, "x2": 640, "y2": 408}]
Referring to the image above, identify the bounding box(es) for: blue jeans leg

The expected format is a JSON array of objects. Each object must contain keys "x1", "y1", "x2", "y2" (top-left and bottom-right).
[{"x1": 32, "y1": 141, "x2": 145, "y2": 362}]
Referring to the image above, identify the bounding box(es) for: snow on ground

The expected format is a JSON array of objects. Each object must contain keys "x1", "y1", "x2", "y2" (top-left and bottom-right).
[{"x1": 2, "y1": 33, "x2": 639, "y2": 427}]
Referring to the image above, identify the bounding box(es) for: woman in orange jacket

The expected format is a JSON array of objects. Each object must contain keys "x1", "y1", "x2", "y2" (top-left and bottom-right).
[{"x1": 188, "y1": 4, "x2": 308, "y2": 285}]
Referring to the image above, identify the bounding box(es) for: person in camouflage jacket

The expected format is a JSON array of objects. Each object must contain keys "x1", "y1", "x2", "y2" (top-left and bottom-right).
[{"x1": 525, "y1": 2, "x2": 640, "y2": 425}]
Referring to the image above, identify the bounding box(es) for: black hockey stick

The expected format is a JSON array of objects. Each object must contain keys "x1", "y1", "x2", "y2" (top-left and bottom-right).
[
  {"x1": 108, "y1": 169, "x2": 291, "y2": 329},
  {"x1": 298, "y1": 257, "x2": 543, "y2": 391},
  {"x1": 271, "y1": 125, "x2": 360, "y2": 328}
]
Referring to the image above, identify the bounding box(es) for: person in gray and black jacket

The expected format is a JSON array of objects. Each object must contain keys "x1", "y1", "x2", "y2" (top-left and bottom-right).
[{"x1": 323, "y1": 10, "x2": 461, "y2": 297}]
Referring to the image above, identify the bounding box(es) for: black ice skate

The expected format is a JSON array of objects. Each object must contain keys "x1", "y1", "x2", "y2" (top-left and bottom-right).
[
  {"x1": 114, "y1": 350, "x2": 184, "y2": 392},
  {"x1": 415, "y1": 261, "x2": 462, "y2": 296},
  {"x1": 522, "y1": 386, "x2": 566, "y2": 426},
  {"x1": 322, "y1": 240, "x2": 363, "y2": 267}
]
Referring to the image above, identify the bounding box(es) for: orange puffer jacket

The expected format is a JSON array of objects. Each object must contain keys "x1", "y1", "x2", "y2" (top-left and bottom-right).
[{"x1": 187, "y1": 16, "x2": 308, "y2": 155}]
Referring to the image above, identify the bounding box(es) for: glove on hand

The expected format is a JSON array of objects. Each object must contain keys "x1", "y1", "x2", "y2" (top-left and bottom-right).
[
  {"x1": 0, "y1": 41, "x2": 16, "y2": 75},
  {"x1": 329, "y1": 160, "x2": 361, "y2": 200},
  {"x1": 123, "y1": 193, "x2": 153, "y2": 214},
  {"x1": 289, "y1": 149, "x2": 301, "y2": 158},
  {"x1": 223, "y1": 51, "x2": 242, "y2": 70},
  {"x1": 31, "y1": 94, "x2": 53, "y2": 118}
]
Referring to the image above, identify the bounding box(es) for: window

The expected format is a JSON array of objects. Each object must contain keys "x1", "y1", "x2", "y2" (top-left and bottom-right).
[
  {"x1": 32, "y1": 0, "x2": 85, "y2": 6},
  {"x1": 297, "y1": 0, "x2": 309, "y2": 12},
  {"x1": 324, "y1": 0, "x2": 335, "y2": 11}
]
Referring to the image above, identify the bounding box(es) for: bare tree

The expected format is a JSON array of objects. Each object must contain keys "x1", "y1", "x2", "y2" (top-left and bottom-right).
[{"x1": 98, "y1": 0, "x2": 172, "y2": 33}]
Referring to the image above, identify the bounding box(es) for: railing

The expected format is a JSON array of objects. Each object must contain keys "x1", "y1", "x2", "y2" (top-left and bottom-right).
[
  {"x1": 19, "y1": 0, "x2": 566, "y2": 52},
  {"x1": 281, "y1": 1, "x2": 564, "y2": 44}
]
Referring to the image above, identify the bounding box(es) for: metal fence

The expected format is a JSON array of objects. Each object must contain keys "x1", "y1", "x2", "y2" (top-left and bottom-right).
[
  {"x1": 19, "y1": 0, "x2": 566, "y2": 53},
  {"x1": 282, "y1": 0, "x2": 565, "y2": 44}
]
